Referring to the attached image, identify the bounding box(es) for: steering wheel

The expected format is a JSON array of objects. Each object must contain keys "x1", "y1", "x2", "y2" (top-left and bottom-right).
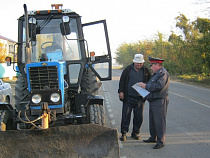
[{"x1": 41, "y1": 42, "x2": 62, "y2": 52}]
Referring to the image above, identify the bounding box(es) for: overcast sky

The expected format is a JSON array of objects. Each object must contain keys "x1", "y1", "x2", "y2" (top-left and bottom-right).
[{"x1": 0, "y1": 0, "x2": 209, "y2": 55}]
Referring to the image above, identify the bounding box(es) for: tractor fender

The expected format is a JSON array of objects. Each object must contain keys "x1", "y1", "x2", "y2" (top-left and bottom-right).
[{"x1": 87, "y1": 95, "x2": 104, "y2": 106}]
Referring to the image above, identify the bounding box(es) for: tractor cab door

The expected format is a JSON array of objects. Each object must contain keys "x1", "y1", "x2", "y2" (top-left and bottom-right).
[{"x1": 82, "y1": 20, "x2": 112, "y2": 81}]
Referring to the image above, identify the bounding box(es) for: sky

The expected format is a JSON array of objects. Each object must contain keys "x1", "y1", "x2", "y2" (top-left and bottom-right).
[{"x1": 0, "y1": 0, "x2": 209, "y2": 58}]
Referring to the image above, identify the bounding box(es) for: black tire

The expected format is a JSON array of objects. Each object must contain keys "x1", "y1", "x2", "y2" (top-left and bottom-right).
[
  {"x1": 14, "y1": 74, "x2": 31, "y2": 129},
  {"x1": 15, "y1": 74, "x2": 30, "y2": 110},
  {"x1": 0, "y1": 110, "x2": 13, "y2": 131},
  {"x1": 81, "y1": 69, "x2": 99, "y2": 95},
  {"x1": 88, "y1": 104, "x2": 105, "y2": 126}
]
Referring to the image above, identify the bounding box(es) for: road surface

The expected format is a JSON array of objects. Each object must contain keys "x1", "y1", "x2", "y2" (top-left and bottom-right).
[
  {"x1": 8, "y1": 69, "x2": 210, "y2": 158},
  {"x1": 102, "y1": 69, "x2": 210, "y2": 158}
]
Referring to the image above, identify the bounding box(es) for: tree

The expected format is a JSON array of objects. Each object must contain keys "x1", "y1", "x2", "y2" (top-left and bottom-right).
[
  {"x1": 115, "y1": 42, "x2": 140, "y2": 67},
  {"x1": 196, "y1": 17, "x2": 210, "y2": 75},
  {"x1": 0, "y1": 42, "x2": 7, "y2": 63},
  {"x1": 115, "y1": 14, "x2": 210, "y2": 77},
  {"x1": 168, "y1": 14, "x2": 207, "y2": 74}
]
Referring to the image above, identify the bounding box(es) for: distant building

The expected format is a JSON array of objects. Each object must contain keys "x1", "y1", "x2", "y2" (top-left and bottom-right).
[
  {"x1": 0, "y1": 35, "x2": 17, "y2": 79},
  {"x1": 0, "y1": 35, "x2": 17, "y2": 58}
]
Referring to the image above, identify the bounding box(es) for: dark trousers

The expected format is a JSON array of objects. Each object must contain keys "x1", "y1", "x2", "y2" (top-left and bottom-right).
[
  {"x1": 121, "y1": 97, "x2": 145, "y2": 135},
  {"x1": 149, "y1": 97, "x2": 169, "y2": 145}
]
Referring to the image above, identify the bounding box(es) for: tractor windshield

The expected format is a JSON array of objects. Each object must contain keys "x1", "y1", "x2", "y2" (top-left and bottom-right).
[{"x1": 22, "y1": 17, "x2": 82, "y2": 63}]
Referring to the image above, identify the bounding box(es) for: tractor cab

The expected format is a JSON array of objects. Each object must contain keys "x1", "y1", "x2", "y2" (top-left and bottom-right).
[{"x1": 17, "y1": 4, "x2": 112, "y2": 89}]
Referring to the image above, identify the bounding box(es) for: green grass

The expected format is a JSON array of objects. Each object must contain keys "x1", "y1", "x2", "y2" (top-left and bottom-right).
[{"x1": 175, "y1": 74, "x2": 210, "y2": 88}]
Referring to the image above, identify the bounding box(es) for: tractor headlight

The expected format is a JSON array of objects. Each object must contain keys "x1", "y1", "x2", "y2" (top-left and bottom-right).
[
  {"x1": 50, "y1": 93, "x2": 60, "y2": 102},
  {"x1": 32, "y1": 94, "x2": 41, "y2": 104}
]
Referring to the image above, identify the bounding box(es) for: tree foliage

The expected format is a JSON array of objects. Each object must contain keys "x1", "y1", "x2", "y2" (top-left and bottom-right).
[
  {"x1": 115, "y1": 14, "x2": 210, "y2": 77},
  {"x1": 0, "y1": 42, "x2": 7, "y2": 63}
]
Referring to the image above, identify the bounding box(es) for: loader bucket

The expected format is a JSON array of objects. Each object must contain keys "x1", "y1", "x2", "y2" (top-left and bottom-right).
[{"x1": 0, "y1": 124, "x2": 119, "y2": 158}]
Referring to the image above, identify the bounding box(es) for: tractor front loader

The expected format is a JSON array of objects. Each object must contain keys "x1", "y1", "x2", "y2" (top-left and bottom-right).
[{"x1": 0, "y1": 4, "x2": 119, "y2": 158}]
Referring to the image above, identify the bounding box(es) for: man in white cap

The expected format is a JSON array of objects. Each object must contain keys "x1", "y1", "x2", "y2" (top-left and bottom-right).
[{"x1": 118, "y1": 54, "x2": 151, "y2": 141}]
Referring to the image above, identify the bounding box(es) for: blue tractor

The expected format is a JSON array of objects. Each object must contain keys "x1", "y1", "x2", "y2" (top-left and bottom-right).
[{"x1": 0, "y1": 4, "x2": 119, "y2": 157}]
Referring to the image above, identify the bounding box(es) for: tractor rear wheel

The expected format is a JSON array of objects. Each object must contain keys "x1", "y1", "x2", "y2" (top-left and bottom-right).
[
  {"x1": 81, "y1": 69, "x2": 99, "y2": 95},
  {"x1": 0, "y1": 110, "x2": 13, "y2": 131},
  {"x1": 88, "y1": 104, "x2": 105, "y2": 126}
]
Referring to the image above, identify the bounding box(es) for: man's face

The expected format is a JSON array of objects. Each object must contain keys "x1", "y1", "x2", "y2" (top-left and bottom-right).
[
  {"x1": 134, "y1": 62, "x2": 143, "y2": 70},
  {"x1": 150, "y1": 63, "x2": 158, "y2": 73}
]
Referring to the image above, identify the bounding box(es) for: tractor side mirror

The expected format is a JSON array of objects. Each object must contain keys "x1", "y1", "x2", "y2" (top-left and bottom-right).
[
  {"x1": 29, "y1": 18, "x2": 37, "y2": 41},
  {"x1": 29, "y1": 23, "x2": 36, "y2": 41},
  {"x1": 60, "y1": 16, "x2": 71, "y2": 35},
  {"x1": 60, "y1": 23, "x2": 71, "y2": 35}
]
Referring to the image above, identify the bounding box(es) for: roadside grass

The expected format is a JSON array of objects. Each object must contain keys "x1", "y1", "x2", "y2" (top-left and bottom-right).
[{"x1": 171, "y1": 74, "x2": 210, "y2": 88}]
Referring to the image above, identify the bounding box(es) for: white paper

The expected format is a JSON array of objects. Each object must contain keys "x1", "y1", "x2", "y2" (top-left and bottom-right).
[{"x1": 132, "y1": 83, "x2": 150, "y2": 98}]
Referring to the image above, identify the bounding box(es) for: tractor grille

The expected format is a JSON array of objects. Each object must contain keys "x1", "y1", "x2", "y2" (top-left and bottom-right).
[{"x1": 29, "y1": 66, "x2": 59, "y2": 90}]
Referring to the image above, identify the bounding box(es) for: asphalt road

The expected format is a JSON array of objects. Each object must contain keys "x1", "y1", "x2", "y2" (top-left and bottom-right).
[
  {"x1": 7, "y1": 69, "x2": 210, "y2": 158},
  {"x1": 102, "y1": 69, "x2": 210, "y2": 158}
]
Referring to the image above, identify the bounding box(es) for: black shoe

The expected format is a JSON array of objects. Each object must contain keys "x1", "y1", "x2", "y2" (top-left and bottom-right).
[
  {"x1": 131, "y1": 134, "x2": 141, "y2": 140},
  {"x1": 153, "y1": 144, "x2": 164, "y2": 149},
  {"x1": 120, "y1": 133, "x2": 126, "y2": 141},
  {"x1": 143, "y1": 138, "x2": 156, "y2": 143}
]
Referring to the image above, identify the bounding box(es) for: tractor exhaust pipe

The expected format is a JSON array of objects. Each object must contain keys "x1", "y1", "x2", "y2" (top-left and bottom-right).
[{"x1": 23, "y1": 4, "x2": 31, "y2": 66}]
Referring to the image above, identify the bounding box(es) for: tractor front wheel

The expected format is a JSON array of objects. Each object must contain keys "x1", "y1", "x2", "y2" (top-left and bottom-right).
[
  {"x1": 88, "y1": 104, "x2": 105, "y2": 126},
  {"x1": 0, "y1": 110, "x2": 14, "y2": 131}
]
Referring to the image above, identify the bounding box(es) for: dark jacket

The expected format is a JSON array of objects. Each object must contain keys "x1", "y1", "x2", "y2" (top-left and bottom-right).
[
  {"x1": 145, "y1": 67, "x2": 169, "y2": 102},
  {"x1": 118, "y1": 64, "x2": 151, "y2": 102}
]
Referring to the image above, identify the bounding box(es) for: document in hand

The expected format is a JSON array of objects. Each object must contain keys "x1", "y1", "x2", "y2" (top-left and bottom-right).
[{"x1": 132, "y1": 83, "x2": 150, "y2": 98}]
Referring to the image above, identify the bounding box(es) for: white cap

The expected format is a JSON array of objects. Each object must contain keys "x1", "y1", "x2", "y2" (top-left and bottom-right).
[{"x1": 133, "y1": 54, "x2": 145, "y2": 63}]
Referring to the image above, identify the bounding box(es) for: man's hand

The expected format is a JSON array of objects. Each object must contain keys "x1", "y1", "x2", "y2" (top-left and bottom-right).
[
  {"x1": 139, "y1": 82, "x2": 146, "y2": 89},
  {"x1": 119, "y1": 92, "x2": 124, "y2": 101}
]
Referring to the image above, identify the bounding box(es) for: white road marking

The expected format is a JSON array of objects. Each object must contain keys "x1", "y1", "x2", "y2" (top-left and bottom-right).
[
  {"x1": 111, "y1": 120, "x2": 115, "y2": 125},
  {"x1": 170, "y1": 81, "x2": 210, "y2": 92},
  {"x1": 108, "y1": 109, "x2": 112, "y2": 113},
  {"x1": 102, "y1": 84, "x2": 124, "y2": 153},
  {"x1": 170, "y1": 91, "x2": 210, "y2": 108}
]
